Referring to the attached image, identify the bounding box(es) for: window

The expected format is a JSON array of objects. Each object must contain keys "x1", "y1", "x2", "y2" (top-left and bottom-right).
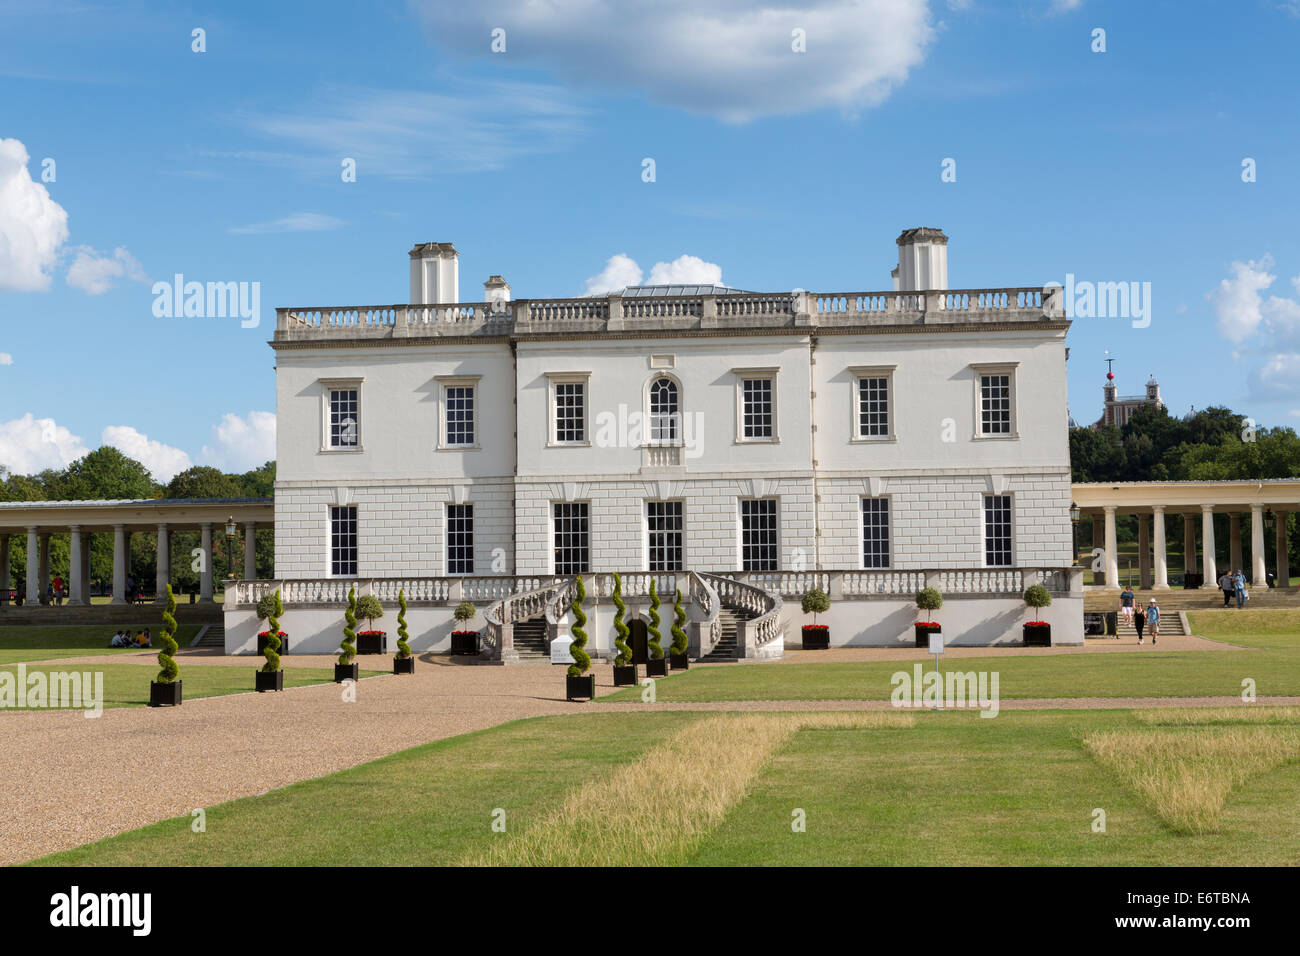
[
  {"x1": 330, "y1": 506, "x2": 357, "y2": 576},
  {"x1": 648, "y1": 378, "x2": 679, "y2": 444},
  {"x1": 446, "y1": 504, "x2": 474, "y2": 575},
  {"x1": 647, "y1": 501, "x2": 684, "y2": 572},
  {"x1": 983, "y1": 495, "x2": 1013, "y2": 567},
  {"x1": 972, "y1": 364, "x2": 1018, "y2": 438},
  {"x1": 329, "y1": 389, "x2": 359, "y2": 448},
  {"x1": 740, "y1": 499, "x2": 778, "y2": 571},
  {"x1": 552, "y1": 379, "x2": 587, "y2": 444},
  {"x1": 742, "y1": 378, "x2": 773, "y2": 439},
  {"x1": 445, "y1": 385, "x2": 475, "y2": 447},
  {"x1": 553, "y1": 503, "x2": 590, "y2": 574},
  {"x1": 862, "y1": 498, "x2": 890, "y2": 568}
]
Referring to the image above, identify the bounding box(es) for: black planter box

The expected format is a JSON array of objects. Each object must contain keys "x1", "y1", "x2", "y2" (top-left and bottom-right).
[
  {"x1": 149, "y1": 680, "x2": 182, "y2": 707},
  {"x1": 645, "y1": 657, "x2": 667, "y2": 677},
  {"x1": 451, "y1": 632, "x2": 480, "y2": 656},
  {"x1": 357, "y1": 632, "x2": 386, "y2": 655},
  {"x1": 801, "y1": 626, "x2": 830, "y2": 650},
  {"x1": 256, "y1": 633, "x2": 288, "y2": 656},
  {"x1": 914, "y1": 624, "x2": 941, "y2": 648},
  {"x1": 334, "y1": 662, "x2": 359, "y2": 683},
  {"x1": 669, "y1": 652, "x2": 690, "y2": 671},
  {"x1": 255, "y1": 669, "x2": 284, "y2": 692},
  {"x1": 566, "y1": 673, "x2": 595, "y2": 701},
  {"x1": 1023, "y1": 624, "x2": 1052, "y2": 647},
  {"x1": 613, "y1": 664, "x2": 638, "y2": 686},
  {"x1": 393, "y1": 656, "x2": 415, "y2": 674}
]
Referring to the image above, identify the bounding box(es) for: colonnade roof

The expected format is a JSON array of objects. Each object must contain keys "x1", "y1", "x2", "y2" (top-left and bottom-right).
[
  {"x1": 1072, "y1": 479, "x2": 1300, "y2": 514},
  {"x1": 0, "y1": 498, "x2": 274, "y2": 534}
]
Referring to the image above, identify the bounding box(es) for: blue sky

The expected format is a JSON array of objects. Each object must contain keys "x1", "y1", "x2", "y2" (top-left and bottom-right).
[{"x1": 2, "y1": 0, "x2": 1299, "y2": 481}]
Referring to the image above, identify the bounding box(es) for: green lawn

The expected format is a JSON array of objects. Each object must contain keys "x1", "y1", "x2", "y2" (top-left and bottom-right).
[
  {"x1": 0, "y1": 661, "x2": 378, "y2": 709},
  {"x1": 0, "y1": 625, "x2": 200, "y2": 664},
  {"x1": 598, "y1": 609, "x2": 1300, "y2": 703},
  {"x1": 30, "y1": 709, "x2": 1300, "y2": 866}
]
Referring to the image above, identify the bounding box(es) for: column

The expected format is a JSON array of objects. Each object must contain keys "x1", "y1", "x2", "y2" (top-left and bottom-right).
[
  {"x1": 68, "y1": 526, "x2": 84, "y2": 606},
  {"x1": 1276, "y1": 510, "x2": 1290, "y2": 589},
  {"x1": 112, "y1": 525, "x2": 128, "y2": 604},
  {"x1": 1200, "y1": 505, "x2": 1217, "y2": 587},
  {"x1": 37, "y1": 533, "x2": 50, "y2": 605},
  {"x1": 1251, "y1": 504, "x2": 1267, "y2": 587},
  {"x1": 1104, "y1": 506, "x2": 1119, "y2": 588},
  {"x1": 0, "y1": 533, "x2": 8, "y2": 605},
  {"x1": 1091, "y1": 515, "x2": 1105, "y2": 585},
  {"x1": 1152, "y1": 506, "x2": 1169, "y2": 589},
  {"x1": 79, "y1": 531, "x2": 90, "y2": 602},
  {"x1": 1137, "y1": 514, "x2": 1151, "y2": 590},
  {"x1": 200, "y1": 522, "x2": 214, "y2": 602},
  {"x1": 243, "y1": 522, "x2": 257, "y2": 581},
  {"x1": 25, "y1": 527, "x2": 39, "y2": 604},
  {"x1": 155, "y1": 523, "x2": 170, "y2": 603},
  {"x1": 1228, "y1": 513, "x2": 1243, "y2": 574}
]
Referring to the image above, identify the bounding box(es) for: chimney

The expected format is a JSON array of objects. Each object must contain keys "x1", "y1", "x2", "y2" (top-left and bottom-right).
[
  {"x1": 409, "y1": 242, "x2": 459, "y2": 304},
  {"x1": 894, "y1": 227, "x2": 948, "y2": 291},
  {"x1": 484, "y1": 275, "x2": 511, "y2": 312}
]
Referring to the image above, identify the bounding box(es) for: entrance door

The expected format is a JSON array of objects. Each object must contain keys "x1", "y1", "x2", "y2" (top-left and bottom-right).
[{"x1": 629, "y1": 618, "x2": 649, "y2": 664}]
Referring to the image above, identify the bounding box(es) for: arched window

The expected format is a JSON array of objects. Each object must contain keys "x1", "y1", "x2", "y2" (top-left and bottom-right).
[{"x1": 648, "y1": 377, "x2": 679, "y2": 443}]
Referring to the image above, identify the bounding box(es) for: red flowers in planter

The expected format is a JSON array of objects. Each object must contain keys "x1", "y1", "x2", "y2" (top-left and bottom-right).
[
  {"x1": 357, "y1": 630, "x2": 386, "y2": 636},
  {"x1": 802, "y1": 624, "x2": 829, "y2": 631},
  {"x1": 1025, "y1": 621, "x2": 1050, "y2": 627},
  {"x1": 915, "y1": 622, "x2": 940, "y2": 628},
  {"x1": 451, "y1": 630, "x2": 478, "y2": 637},
  {"x1": 257, "y1": 630, "x2": 287, "y2": 638}
]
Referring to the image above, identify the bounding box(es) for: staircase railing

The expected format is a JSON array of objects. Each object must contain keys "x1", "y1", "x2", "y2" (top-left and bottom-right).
[
  {"x1": 699, "y1": 572, "x2": 784, "y2": 658},
  {"x1": 687, "y1": 571, "x2": 722, "y2": 658},
  {"x1": 482, "y1": 577, "x2": 569, "y2": 662}
]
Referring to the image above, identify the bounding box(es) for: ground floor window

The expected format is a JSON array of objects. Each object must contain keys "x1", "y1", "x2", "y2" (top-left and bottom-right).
[
  {"x1": 983, "y1": 494, "x2": 1013, "y2": 567},
  {"x1": 446, "y1": 504, "x2": 474, "y2": 574},
  {"x1": 862, "y1": 497, "x2": 890, "y2": 568},
  {"x1": 647, "y1": 500, "x2": 684, "y2": 572},
  {"x1": 553, "y1": 502, "x2": 590, "y2": 574},
  {"x1": 740, "y1": 498, "x2": 778, "y2": 571},
  {"x1": 330, "y1": 505, "x2": 357, "y2": 576}
]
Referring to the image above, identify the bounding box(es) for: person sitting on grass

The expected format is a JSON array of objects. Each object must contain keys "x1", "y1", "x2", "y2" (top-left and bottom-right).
[
  {"x1": 139, "y1": 628, "x2": 152, "y2": 648},
  {"x1": 109, "y1": 629, "x2": 128, "y2": 647}
]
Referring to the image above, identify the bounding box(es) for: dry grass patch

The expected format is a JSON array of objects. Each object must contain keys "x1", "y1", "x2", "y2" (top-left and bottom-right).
[
  {"x1": 460, "y1": 711, "x2": 913, "y2": 867},
  {"x1": 1135, "y1": 707, "x2": 1300, "y2": 726},
  {"x1": 1084, "y1": 727, "x2": 1300, "y2": 834}
]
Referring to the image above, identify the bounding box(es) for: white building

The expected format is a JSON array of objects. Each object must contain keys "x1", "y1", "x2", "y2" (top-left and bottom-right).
[{"x1": 225, "y1": 227, "x2": 1084, "y2": 658}]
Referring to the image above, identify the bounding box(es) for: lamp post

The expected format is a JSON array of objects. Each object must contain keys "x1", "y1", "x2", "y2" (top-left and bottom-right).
[
  {"x1": 224, "y1": 516, "x2": 238, "y2": 595},
  {"x1": 1069, "y1": 502, "x2": 1081, "y2": 566}
]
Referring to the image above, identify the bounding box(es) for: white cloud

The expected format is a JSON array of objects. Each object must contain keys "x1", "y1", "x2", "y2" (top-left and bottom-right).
[
  {"x1": 1249, "y1": 353, "x2": 1300, "y2": 403},
  {"x1": 65, "y1": 245, "x2": 149, "y2": 295},
  {"x1": 229, "y1": 212, "x2": 344, "y2": 235},
  {"x1": 0, "y1": 413, "x2": 89, "y2": 474},
  {"x1": 199, "y1": 411, "x2": 276, "y2": 473},
  {"x1": 0, "y1": 352, "x2": 11, "y2": 365},
  {"x1": 584, "y1": 254, "x2": 643, "y2": 295},
  {"x1": 411, "y1": 1, "x2": 934, "y2": 123},
  {"x1": 0, "y1": 137, "x2": 69, "y2": 292},
  {"x1": 1049, "y1": 0, "x2": 1084, "y2": 13},
  {"x1": 1208, "y1": 256, "x2": 1275, "y2": 343},
  {"x1": 100, "y1": 425, "x2": 192, "y2": 482},
  {"x1": 647, "y1": 254, "x2": 725, "y2": 286}
]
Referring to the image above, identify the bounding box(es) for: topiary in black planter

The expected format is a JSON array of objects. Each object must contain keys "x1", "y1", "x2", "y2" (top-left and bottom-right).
[
  {"x1": 255, "y1": 588, "x2": 285, "y2": 692},
  {"x1": 255, "y1": 669, "x2": 284, "y2": 692},
  {"x1": 149, "y1": 584, "x2": 182, "y2": 707},
  {"x1": 646, "y1": 657, "x2": 668, "y2": 677},
  {"x1": 914, "y1": 586, "x2": 944, "y2": 647},
  {"x1": 1023, "y1": 623, "x2": 1052, "y2": 647},
  {"x1": 565, "y1": 576, "x2": 593, "y2": 701},
  {"x1": 645, "y1": 578, "x2": 666, "y2": 676},
  {"x1": 337, "y1": 585, "x2": 359, "y2": 682},
  {"x1": 613, "y1": 664, "x2": 637, "y2": 685},
  {"x1": 669, "y1": 585, "x2": 690, "y2": 669},
  {"x1": 393, "y1": 589, "x2": 415, "y2": 673},
  {"x1": 611, "y1": 572, "x2": 637, "y2": 685},
  {"x1": 801, "y1": 587, "x2": 831, "y2": 649}
]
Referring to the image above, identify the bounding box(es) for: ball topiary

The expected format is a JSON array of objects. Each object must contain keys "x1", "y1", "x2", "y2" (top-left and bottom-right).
[
  {"x1": 567, "y1": 576, "x2": 591, "y2": 677},
  {"x1": 646, "y1": 578, "x2": 664, "y2": 660},
  {"x1": 1024, "y1": 583, "x2": 1052, "y2": 613},
  {"x1": 356, "y1": 593, "x2": 384, "y2": 631},
  {"x1": 453, "y1": 601, "x2": 477, "y2": 629},
  {"x1": 396, "y1": 588, "x2": 411, "y2": 659},
  {"x1": 915, "y1": 587, "x2": 944, "y2": 613},
  {"x1": 340, "y1": 585, "x2": 358, "y2": 666},
  {"x1": 611, "y1": 572, "x2": 631, "y2": 667},
  {"x1": 670, "y1": 586, "x2": 688, "y2": 656},
  {"x1": 156, "y1": 583, "x2": 180, "y2": 683},
  {"x1": 801, "y1": 586, "x2": 830, "y2": 625}
]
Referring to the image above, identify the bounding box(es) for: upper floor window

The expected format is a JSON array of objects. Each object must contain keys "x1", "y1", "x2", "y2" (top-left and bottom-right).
[
  {"x1": 324, "y1": 383, "x2": 361, "y2": 450},
  {"x1": 733, "y1": 368, "x2": 778, "y2": 442},
  {"x1": 437, "y1": 376, "x2": 480, "y2": 449},
  {"x1": 972, "y1": 363, "x2": 1018, "y2": 438},
  {"x1": 547, "y1": 372, "x2": 591, "y2": 446},
  {"x1": 648, "y1": 377, "x2": 679, "y2": 444},
  {"x1": 851, "y1": 365, "x2": 896, "y2": 440}
]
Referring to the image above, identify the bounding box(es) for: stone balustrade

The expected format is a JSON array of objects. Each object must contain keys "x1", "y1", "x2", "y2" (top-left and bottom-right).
[{"x1": 274, "y1": 286, "x2": 1063, "y2": 342}]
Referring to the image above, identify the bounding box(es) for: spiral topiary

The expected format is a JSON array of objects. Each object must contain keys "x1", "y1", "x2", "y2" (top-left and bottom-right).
[
  {"x1": 611, "y1": 572, "x2": 631, "y2": 666},
  {"x1": 647, "y1": 578, "x2": 664, "y2": 659},
  {"x1": 670, "y1": 586, "x2": 688, "y2": 656},
  {"x1": 396, "y1": 588, "x2": 411, "y2": 658},
  {"x1": 156, "y1": 583, "x2": 179, "y2": 683},
  {"x1": 340, "y1": 585, "x2": 358, "y2": 666},
  {"x1": 567, "y1": 576, "x2": 590, "y2": 677},
  {"x1": 260, "y1": 588, "x2": 283, "y2": 673}
]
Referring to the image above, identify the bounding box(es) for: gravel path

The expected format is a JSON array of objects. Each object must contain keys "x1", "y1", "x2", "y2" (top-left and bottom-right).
[{"x1": 0, "y1": 643, "x2": 1281, "y2": 866}]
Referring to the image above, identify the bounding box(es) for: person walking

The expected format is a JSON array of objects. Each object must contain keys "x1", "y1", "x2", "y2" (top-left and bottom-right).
[
  {"x1": 1134, "y1": 603, "x2": 1147, "y2": 644},
  {"x1": 1147, "y1": 598, "x2": 1160, "y2": 644},
  {"x1": 1120, "y1": 585, "x2": 1135, "y2": 628},
  {"x1": 1233, "y1": 569, "x2": 1248, "y2": 608},
  {"x1": 1218, "y1": 570, "x2": 1234, "y2": 607}
]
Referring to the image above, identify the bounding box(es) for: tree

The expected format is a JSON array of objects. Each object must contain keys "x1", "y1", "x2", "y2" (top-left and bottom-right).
[
  {"x1": 340, "y1": 586, "x2": 358, "y2": 665},
  {"x1": 256, "y1": 588, "x2": 284, "y2": 673},
  {"x1": 670, "y1": 587, "x2": 688, "y2": 656},
  {"x1": 800, "y1": 586, "x2": 830, "y2": 625},
  {"x1": 567, "y1": 576, "x2": 590, "y2": 677},
  {"x1": 47, "y1": 446, "x2": 158, "y2": 501},
  {"x1": 238, "y1": 461, "x2": 276, "y2": 498},
  {"x1": 1023, "y1": 584, "x2": 1052, "y2": 619},
  {"x1": 646, "y1": 578, "x2": 664, "y2": 660},
  {"x1": 355, "y1": 594, "x2": 384, "y2": 631},
  {"x1": 611, "y1": 572, "x2": 631, "y2": 667},
  {"x1": 396, "y1": 589, "x2": 411, "y2": 659},
  {"x1": 453, "y1": 602, "x2": 477, "y2": 630},
  {"x1": 156, "y1": 584, "x2": 180, "y2": 684},
  {"x1": 166, "y1": 466, "x2": 240, "y2": 500}
]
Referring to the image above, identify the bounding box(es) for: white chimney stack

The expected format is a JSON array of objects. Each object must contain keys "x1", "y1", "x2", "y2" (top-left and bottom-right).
[
  {"x1": 409, "y1": 242, "x2": 459, "y2": 304},
  {"x1": 893, "y1": 227, "x2": 948, "y2": 291},
  {"x1": 484, "y1": 275, "x2": 511, "y2": 312}
]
